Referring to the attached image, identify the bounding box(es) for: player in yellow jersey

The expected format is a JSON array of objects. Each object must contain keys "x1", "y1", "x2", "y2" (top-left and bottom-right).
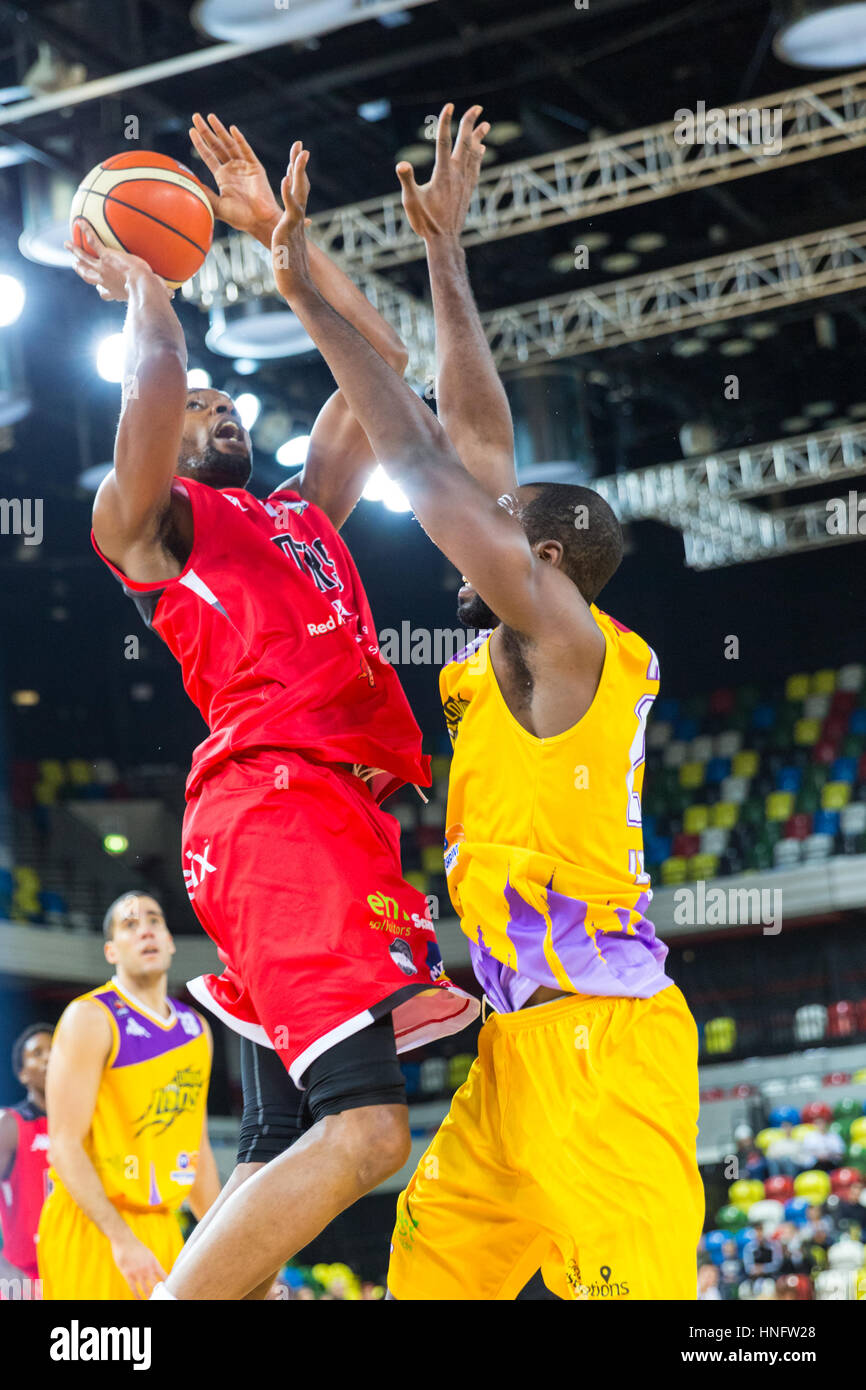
[
  {"x1": 375, "y1": 105, "x2": 704, "y2": 1300},
  {"x1": 37, "y1": 891, "x2": 220, "y2": 1300},
  {"x1": 242, "y1": 125, "x2": 704, "y2": 1301}
]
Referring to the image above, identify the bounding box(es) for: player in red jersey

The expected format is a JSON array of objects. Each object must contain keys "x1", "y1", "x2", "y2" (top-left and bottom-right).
[
  {"x1": 69, "y1": 116, "x2": 477, "y2": 1299},
  {"x1": 0, "y1": 1024, "x2": 52, "y2": 1298}
]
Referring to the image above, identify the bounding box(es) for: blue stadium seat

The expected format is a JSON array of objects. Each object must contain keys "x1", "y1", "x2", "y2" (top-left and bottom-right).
[
  {"x1": 813, "y1": 809, "x2": 840, "y2": 837},
  {"x1": 705, "y1": 756, "x2": 731, "y2": 785},
  {"x1": 776, "y1": 766, "x2": 802, "y2": 793},
  {"x1": 830, "y1": 756, "x2": 857, "y2": 784}
]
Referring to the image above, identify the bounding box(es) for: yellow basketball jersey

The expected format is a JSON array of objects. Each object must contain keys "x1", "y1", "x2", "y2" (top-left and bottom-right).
[
  {"x1": 48, "y1": 979, "x2": 211, "y2": 1212},
  {"x1": 439, "y1": 607, "x2": 672, "y2": 1010}
]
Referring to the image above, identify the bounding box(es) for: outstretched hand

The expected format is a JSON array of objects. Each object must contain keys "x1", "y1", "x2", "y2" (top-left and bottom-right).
[
  {"x1": 65, "y1": 220, "x2": 165, "y2": 302},
  {"x1": 189, "y1": 112, "x2": 281, "y2": 243},
  {"x1": 272, "y1": 142, "x2": 312, "y2": 300},
  {"x1": 396, "y1": 103, "x2": 489, "y2": 242}
]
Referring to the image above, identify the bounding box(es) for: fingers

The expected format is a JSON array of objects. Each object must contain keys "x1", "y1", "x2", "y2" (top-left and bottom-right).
[
  {"x1": 453, "y1": 104, "x2": 484, "y2": 163},
  {"x1": 435, "y1": 103, "x2": 455, "y2": 166},
  {"x1": 189, "y1": 122, "x2": 221, "y2": 178},
  {"x1": 290, "y1": 147, "x2": 310, "y2": 206},
  {"x1": 396, "y1": 161, "x2": 419, "y2": 197},
  {"x1": 229, "y1": 123, "x2": 258, "y2": 163}
]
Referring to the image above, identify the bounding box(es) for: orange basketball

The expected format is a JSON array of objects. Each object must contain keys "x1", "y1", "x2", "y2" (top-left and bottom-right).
[{"x1": 69, "y1": 151, "x2": 214, "y2": 289}]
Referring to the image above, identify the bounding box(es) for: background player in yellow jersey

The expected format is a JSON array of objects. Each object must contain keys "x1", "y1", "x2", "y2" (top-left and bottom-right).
[
  {"x1": 376, "y1": 104, "x2": 705, "y2": 1300},
  {"x1": 38, "y1": 891, "x2": 220, "y2": 1300}
]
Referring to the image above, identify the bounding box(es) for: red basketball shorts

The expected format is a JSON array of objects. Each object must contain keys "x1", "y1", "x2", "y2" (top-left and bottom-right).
[{"x1": 182, "y1": 749, "x2": 477, "y2": 1084}]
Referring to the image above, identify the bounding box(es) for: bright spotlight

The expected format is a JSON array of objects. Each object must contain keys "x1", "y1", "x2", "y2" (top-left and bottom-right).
[
  {"x1": 235, "y1": 392, "x2": 261, "y2": 430},
  {"x1": 0, "y1": 274, "x2": 25, "y2": 327},
  {"x1": 362, "y1": 465, "x2": 388, "y2": 502},
  {"x1": 96, "y1": 333, "x2": 126, "y2": 383},
  {"x1": 103, "y1": 833, "x2": 129, "y2": 855},
  {"x1": 382, "y1": 478, "x2": 412, "y2": 513},
  {"x1": 233, "y1": 358, "x2": 259, "y2": 375},
  {"x1": 187, "y1": 367, "x2": 212, "y2": 389},
  {"x1": 276, "y1": 434, "x2": 311, "y2": 468}
]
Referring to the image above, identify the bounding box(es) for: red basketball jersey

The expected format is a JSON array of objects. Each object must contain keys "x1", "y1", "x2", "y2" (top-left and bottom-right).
[
  {"x1": 92, "y1": 479, "x2": 430, "y2": 799},
  {"x1": 0, "y1": 1100, "x2": 49, "y2": 1279}
]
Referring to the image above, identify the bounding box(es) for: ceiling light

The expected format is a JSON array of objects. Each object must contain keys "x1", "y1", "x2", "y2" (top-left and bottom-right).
[
  {"x1": 382, "y1": 478, "x2": 412, "y2": 512},
  {"x1": 235, "y1": 392, "x2": 261, "y2": 430},
  {"x1": 781, "y1": 416, "x2": 811, "y2": 432},
  {"x1": 549, "y1": 252, "x2": 577, "y2": 274},
  {"x1": 486, "y1": 121, "x2": 523, "y2": 145},
  {"x1": 362, "y1": 465, "x2": 388, "y2": 502},
  {"x1": 601, "y1": 252, "x2": 639, "y2": 273},
  {"x1": 719, "y1": 338, "x2": 755, "y2": 356},
  {"x1": 395, "y1": 143, "x2": 435, "y2": 168},
  {"x1": 187, "y1": 367, "x2": 211, "y2": 389},
  {"x1": 581, "y1": 231, "x2": 611, "y2": 252},
  {"x1": 804, "y1": 400, "x2": 836, "y2": 417},
  {"x1": 11, "y1": 689, "x2": 39, "y2": 707},
  {"x1": 0, "y1": 274, "x2": 25, "y2": 327},
  {"x1": 358, "y1": 98, "x2": 391, "y2": 123},
  {"x1": 193, "y1": 0, "x2": 431, "y2": 42},
  {"x1": 626, "y1": 232, "x2": 667, "y2": 253},
  {"x1": 103, "y1": 833, "x2": 129, "y2": 855},
  {"x1": 743, "y1": 322, "x2": 779, "y2": 339},
  {"x1": 696, "y1": 322, "x2": 730, "y2": 339},
  {"x1": 671, "y1": 338, "x2": 708, "y2": 357},
  {"x1": 847, "y1": 402, "x2": 866, "y2": 418},
  {"x1": 233, "y1": 358, "x2": 259, "y2": 375},
  {"x1": 774, "y1": 2, "x2": 866, "y2": 68},
  {"x1": 206, "y1": 301, "x2": 314, "y2": 359},
  {"x1": 276, "y1": 434, "x2": 311, "y2": 468},
  {"x1": 96, "y1": 333, "x2": 126, "y2": 383}
]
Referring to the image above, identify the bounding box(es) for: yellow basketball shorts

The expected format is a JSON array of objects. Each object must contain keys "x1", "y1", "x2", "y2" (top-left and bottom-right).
[
  {"x1": 389, "y1": 984, "x2": 704, "y2": 1301},
  {"x1": 37, "y1": 1183, "x2": 184, "y2": 1300}
]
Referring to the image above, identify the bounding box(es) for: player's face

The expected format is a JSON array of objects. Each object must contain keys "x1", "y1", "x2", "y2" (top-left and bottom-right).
[
  {"x1": 177, "y1": 389, "x2": 253, "y2": 489},
  {"x1": 105, "y1": 894, "x2": 176, "y2": 979},
  {"x1": 18, "y1": 1032, "x2": 51, "y2": 1092}
]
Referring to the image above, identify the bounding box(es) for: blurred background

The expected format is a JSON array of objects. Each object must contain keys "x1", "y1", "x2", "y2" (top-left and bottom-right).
[{"x1": 1, "y1": 0, "x2": 866, "y2": 1299}]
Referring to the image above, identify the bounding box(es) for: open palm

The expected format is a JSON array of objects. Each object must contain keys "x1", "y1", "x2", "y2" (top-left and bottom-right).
[{"x1": 190, "y1": 113, "x2": 280, "y2": 240}]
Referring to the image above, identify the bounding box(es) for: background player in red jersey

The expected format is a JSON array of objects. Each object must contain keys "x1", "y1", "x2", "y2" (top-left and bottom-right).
[
  {"x1": 69, "y1": 118, "x2": 475, "y2": 1300},
  {"x1": 0, "y1": 1024, "x2": 52, "y2": 1298}
]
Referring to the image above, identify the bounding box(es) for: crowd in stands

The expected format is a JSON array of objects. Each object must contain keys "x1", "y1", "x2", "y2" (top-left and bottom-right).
[{"x1": 699, "y1": 1098, "x2": 866, "y2": 1299}]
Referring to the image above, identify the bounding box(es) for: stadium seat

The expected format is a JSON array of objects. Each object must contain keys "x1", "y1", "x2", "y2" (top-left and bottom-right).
[
  {"x1": 813, "y1": 1270, "x2": 849, "y2": 1300},
  {"x1": 842, "y1": 802, "x2": 866, "y2": 836},
  {"x1": 705, "y1": 756, "x2": 731, "y2": 785},
  {"x1": 776, "y1": 765, "x2": 802, "y2": 793},
  {"x1": 689, "y1": 735, "x2": 714, "y2": 762},
  {"x1": 683, "y1": 804, "x2": 709, "y2": 833},
  {"x1": 709, "y1": 688, "x2": 735, "y2": 715},
  {"x1": 710, "y1": 800, "x2": 739, "y2": 828},
  {"x1": 12, "y1": 866, "x2": 42, "y2": 922},
  {"x1": 655, "y1": 697, "x2": 680, "y2": 723},
  {"x1": 785, "y1": 673, "x2": 810, "y2": 701},
  {"x1": 793, "y1": 1169, "x2": 831, "y2": 1202},
  {"x1": 716, "y1": 1203, "x2": 749, "y2": 1232},
  {"x1": 803, "y1": 694, "x2": 831, "y2": 721},
  {"x1": 448, "y1": 1054, "x2": 473, "y2": 1091},
  {"x1": 765, "y1": 790, "x2": 795, "y2": 822},
  {"x1": 687, "y1": 852, "x2": 719, "y2": 880},
  {"x1": 646, "y1": 720, "x2": 672, "y2": 750},
  {"x1": 720, "y1": 776, "x2": 750, "y2": 806},
  {"x1": 674, "y1": 717, "x2": 698, "y2": 742},
  {"x1": 828, "y1": 1002, "x2": 857, "y2": 1038},
  {"x1": 812, "y1": 739, "x2": 839, "y2": 766},
  {"x1": 811, "y1": 669, "x2": 837, "y2": 695},
  {"x1": 802, "y1": 832, "x2": 834, "y2": 861},
  {"x1": 784, "y1": 812, "x2": 812, "y2": 840},
  {"x1": 715, "y1": 730, "x2": 743, "y2": 758},
  {"x1": 821, "y1": 781, "x2": 852, "y2": 811},
  {"x1": 838, "y1": 663, "x2": 865, "y2": 692},
  {"x1": 764, "y1": 1175, "x2": 794, "y2": 1201},
  {"x1": 672, "y1": 833, "x2": 700, "y2": 859},
  {"x1": 663, "y1": 740, "x2": 687, "y2": 768},
  {"x1": 729, "y1": 1178, "x2": 764, "y2": 1210},
  {"x1": 830, "y1": 756, "x2": 857, "y2": 784},
  {"x1": 704, "y1": 1017, "x2": 736, "y2": 1054},
  {"x1": 401, "y1": 1062, "x2": 421, "y2": 1100},
  {"x1": 773, "y1": 838, "x2": 802, "y2": 869},
  {"x1": 732, "y1": 750, "x2": 759, "y2": 778},
  {"x1": 419, "y1": 1057, "x2": 449, "y2": 1096},
  {"x1": 794, "y1": 718, "x2": 821, "y2": 747},
  {"x1": 700, "y1": 827, "x2": 729, "y2": 857},
  {"x1": 748, "y1": 1198, "x2": 784, "y2": 1231},
  {"x1": 794, "y1": 1005, "x2": 828, "y2": 1042},
  {"x1": 679, "y1": 761, "x2": 705, "y2": 789}
]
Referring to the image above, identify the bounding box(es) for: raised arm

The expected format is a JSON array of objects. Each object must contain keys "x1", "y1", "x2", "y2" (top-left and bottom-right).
[
  {"x1": 272, "y1": 149, "x2": 593, "y2": 649},
  {"x1": 46, "y1": 1000, "x2": 167, "y2": 1300},
  {"x1": 68, "y1": 226, "x2": 188, "y2": 578},
  {"x1": 397, "y1": 105, "x2": 518, "y2": 501},
  {"x1": 190, "y1": 114, "x2": 408, "y2": 527}
]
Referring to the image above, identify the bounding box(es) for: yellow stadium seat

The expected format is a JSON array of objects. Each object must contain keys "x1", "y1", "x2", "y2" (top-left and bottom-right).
[
  {"x1": 785, "y1": 673, "x2": 810, "y2": 701},
  {"x1": 755, "y1": 1128, "x2": 782, "y2": 1153},
  {"x1": 448, "y1": 1054, "x2": 473, "y2": 1090},
  {"x1": 12, "y1": 866, "x2": 41, "y2": 921},
  {"x1": 729, "y1": 1178, "x2": 764, "y2": 1210},
  {"x1": 430, "y1": 755, "x2": 451, "y2": 783},
  {"x1": 811, "y1": 669, "x2": 836, "y2": 695},
  {"x1": 33, "y1": 780, "x2": 59, "y2": 807},
  {"x1": 732, "y1": 750, "x2": 759, "y2": 778},
  {"x1": 660, "y1": 856, "x2": 688, "y2": 885},
  {"x1": 794, "y1": 718, "x2": 821, "y2": 747},
  {"x1": 66, "y1": 759, "x2": 93, "y2": 787},
  {"x1": 766, "y1": 791, "x2": 795, "y2": 822},
  {"x1": 687, "y1": 852, "x2": 719, "y2": 880},
  {"x1": 38, "y1": 758, "x2": 64, "y2": 786},
  {"x1": 403, "y1": 870, "x2": 428, "y2": 894},
  {"x1": 421, "y1": 845, "x2": 444, "y2": 874},
  {"x1": 704, "y1": 1017, "x2": 736, "y2": 1054},
  {"x1": 684, "y1": 804, "x2": 710, "y2": 833},
  {"x1": 679, "y1": 761, "x2": 706, "y2": 789},
  {"x1": 851, "y1": 1117, "x2": 866, "y2": 1145},
  {"x1": 710, "y1": 800, "x2": 740, "y2": 829},
  {"x1": 822, "y1": 781, "x2": 852, "y2": 811},
  {"x1": 792, "y1": 1124, "x2": 816, "y2": 1144}
]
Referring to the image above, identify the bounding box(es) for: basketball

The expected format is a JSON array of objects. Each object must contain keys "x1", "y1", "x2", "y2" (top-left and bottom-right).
[{"x1": 69, "y1": 152, "x2": 214, "y2": 289}]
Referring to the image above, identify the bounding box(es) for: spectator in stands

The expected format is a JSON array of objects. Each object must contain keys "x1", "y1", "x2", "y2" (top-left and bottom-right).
[
  {"x1": 765, "y1": 1121, "x2": 800, "y2": 1177},
  {"x1": 742, "y1": 1231, "x2": 783, "y2": 1279},
  {"x1": 697, "y1": 1262, "x2": 722, "y2": 1300},
  {"x1": 734, "y1": 1123, "x2": 768, "y2": 1181},
  {"x1": 718, "y1": 1239, "x2": 744, "y2": 1300},
  {"x1": 798, "y1": 1116, "x2": 845, "y2": 1171},
  {"x1": 837, "y1": 1177, "x2": 866, "y2": 1231}
]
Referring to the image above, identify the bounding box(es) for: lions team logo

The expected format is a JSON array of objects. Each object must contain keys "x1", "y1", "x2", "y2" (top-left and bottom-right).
[{"x1": 133, "y1": 1068, "x2": 204, "y2": 1138}]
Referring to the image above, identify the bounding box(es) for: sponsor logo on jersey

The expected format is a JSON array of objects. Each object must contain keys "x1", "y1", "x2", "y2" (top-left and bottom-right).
[
  {"x1": 443, "y1": 694, "x2": 471, "y2": 744},
  {"x1": 170, "y1": 1149, "x2": 199, "y2": 1185},
  {"x1": 183, "y1": 840, "x2": 217, "y2": 901},
  {"x1": 307, "y1": 613, "x2": 342, "y2": 637},
  {"x1": 30, "y1": 1132, "x2": 50, "y2": 1152},
  {"x1": 125, "y1": 1017, "x2": 151, "y2": 1039},
  {"x1": 389, "y1": 938, "x2": 418, "y2": 977},
  {"x1": 132, "y1": 1068, "x2": 204, "y2": 1138},
  {"x1": 178, "y1": 1010, "x2": 201, "y2": 1038}
]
